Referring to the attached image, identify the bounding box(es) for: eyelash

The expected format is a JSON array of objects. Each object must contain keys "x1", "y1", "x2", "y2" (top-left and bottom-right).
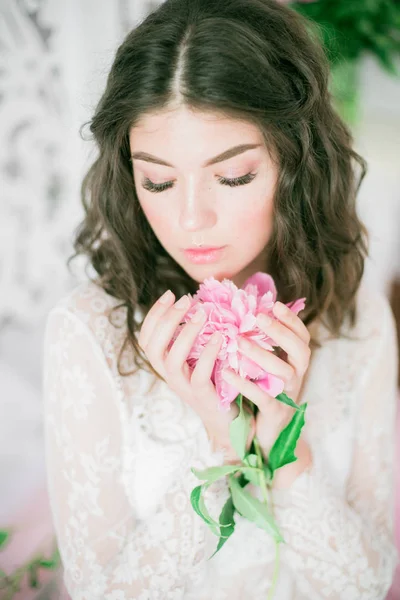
[{"x1": 141, "y1": 172, "x2": 257, "y2": 193}]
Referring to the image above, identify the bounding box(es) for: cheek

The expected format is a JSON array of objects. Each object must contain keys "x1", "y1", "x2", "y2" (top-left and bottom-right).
[
  {"x1": 230, "y1": 193, "x2": 274, "y2": 242},
  {"x1": 138, "y1": 198, "x2": 171, "y2": 238}
]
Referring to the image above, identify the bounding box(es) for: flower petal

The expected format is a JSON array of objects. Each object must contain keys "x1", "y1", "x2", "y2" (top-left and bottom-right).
[
  {"x1": 242, "y1": 272, "x2": 277, "y2": 301},
  {"x1": 256, "y1": 372, "x2": 285, "y2": 397},
  {"x1": 214, "y1": 369, "x2": 240, "y2": 409},
  {"x1": 286, "y1": 298, "x2": 306, "y2": 315}
]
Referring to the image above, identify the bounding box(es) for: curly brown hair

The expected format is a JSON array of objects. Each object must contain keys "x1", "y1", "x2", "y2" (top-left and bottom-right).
[{"x1": 68, "y1": 0, "x2": 369, "y2": 382}]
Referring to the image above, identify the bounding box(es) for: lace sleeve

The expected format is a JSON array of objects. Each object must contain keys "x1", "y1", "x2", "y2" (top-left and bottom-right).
[
  {"x1": 43, "y1": 308, "x2": 226, "y2": 600},
  {"x1": 270, "y1": 295, "x2": 400, "y2": 600}
]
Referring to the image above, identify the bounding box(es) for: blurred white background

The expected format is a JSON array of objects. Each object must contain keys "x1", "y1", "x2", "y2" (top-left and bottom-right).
[{"x1": 0, "y1": 0, "x2": 399, "y2": 596}]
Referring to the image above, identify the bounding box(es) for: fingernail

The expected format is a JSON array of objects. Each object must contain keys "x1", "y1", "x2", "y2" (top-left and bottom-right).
[
  {"x1": 273, "y1": 302, "x2": 287, "y2": 316},
  {"x1": 159, "y1": 290, "x2": 173, "y2": 304},
  {"x1": 174, "y1": 295, "x2": 190, "y2": 310},
  {"x1": 257, "y1": 313, "x2": 272, "y2": 327},
  {"x1": 191, "y1": 308, "x2": 206, "y2": 323}
]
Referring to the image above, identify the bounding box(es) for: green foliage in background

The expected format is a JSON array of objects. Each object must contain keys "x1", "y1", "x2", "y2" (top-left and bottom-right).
[
  {"x1": 0, "y1": 529, "x2": 61, "y2": 599},
  {"x1": 289, "y1": 0, "x2": 400, "y2": 124},
  {"x1": 291, "y1": 0, "x2": 400, "y2": 72}
]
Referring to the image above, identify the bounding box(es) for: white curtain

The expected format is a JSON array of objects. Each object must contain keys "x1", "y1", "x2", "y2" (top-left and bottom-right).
[{"x1": 0, "y1": 0, "x2": 162, "y2": 521}]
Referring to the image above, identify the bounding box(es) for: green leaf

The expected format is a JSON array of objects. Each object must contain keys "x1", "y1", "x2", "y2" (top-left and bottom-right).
[
  {"x1": 208, "y1": 496, "x2": 236, "y2": 559},
  {"x1": 237, "y1": 472, "x2": 250, "y2": 489},
  {"x1": 268, "y1": 403, "x2": 308, "y2": 474},
  {"x1": 192, "y1": 462, "x2": 264, "y2": 489},
  {"x1": 38, "y1": 558, "x2": 58, "y2": 569},
  {"x1": 51, "y1": 547, "x2": 61, "y2": 562},
  {"x1": 263, "y1": 462, "x2": 273, "y2": 482},
  {"x1": 39, "y1": 546, "x2": 61, "y2": 570},
  {"x1": 0, "y1": 530, "x2": 9, "y2": 550},
  {"x1": 191, "y1": 464, "x2": 242, "y2": 484},
  {"x1": 243, "y1": 453, "x2": 258, "y2": 468},
  {"x1": 242, "y1": 453, "x2": 272, "y2": 485},
  {"x1": 190, "y1": 485, "x2": 217, "y2": 532},
  {"x1": 275, "y1": 392, "x2": 302, "y2": 410},
  {"x1": 190, "y1": 484, "x2": 223, "y2": 537},
  {"x1": 241, "y1": 466, "x2": 262, "y2": 486},
  {"x1": 228, "y1": 475, "x2": 285, "y2": 543},
  {"x1": 28, "y1": 563, "x2": 39, "y2": 588},
  {"x1": 229, "y1": 394, "x2": 251, "y2": 461}
]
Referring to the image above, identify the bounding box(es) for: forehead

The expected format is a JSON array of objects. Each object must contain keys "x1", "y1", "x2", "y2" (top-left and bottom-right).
[{"x1": 129, "y1": 105, "x2": 264, "y2": 152}]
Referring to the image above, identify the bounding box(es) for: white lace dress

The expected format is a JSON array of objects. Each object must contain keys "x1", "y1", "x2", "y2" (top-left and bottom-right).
[{"x1": 42, "y1": 279, "x2": 399, "y2": 600}]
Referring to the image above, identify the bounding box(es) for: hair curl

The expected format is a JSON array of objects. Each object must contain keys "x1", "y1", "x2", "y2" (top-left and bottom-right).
[{"x1": 68, "y1": 0, "x2": 369, "y2": 383}]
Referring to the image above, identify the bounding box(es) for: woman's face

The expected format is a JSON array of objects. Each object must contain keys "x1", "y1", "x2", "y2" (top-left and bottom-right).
[{"x1": 129, "y1": 105, "x2": 278, "y2": 289}]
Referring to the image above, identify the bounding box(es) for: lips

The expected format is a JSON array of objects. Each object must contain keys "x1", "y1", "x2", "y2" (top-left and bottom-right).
[
  {"x1": 184, "y1": 246, "x2": 224, "y2": 251},
  {"x1": 183, "y1": 246, "x2": 226, "y2": 264}
]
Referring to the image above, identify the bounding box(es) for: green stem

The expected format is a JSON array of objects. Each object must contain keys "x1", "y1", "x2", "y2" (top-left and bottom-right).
[
  {"x1": 253, "y1": 435, "x2": 281, "y2": 600},
  {"x1": 267, "y1": 539, "x2": 280, "y2": 600},
  {"x1": 253, "y1": 436, "x2": 270, "y2": 507}
]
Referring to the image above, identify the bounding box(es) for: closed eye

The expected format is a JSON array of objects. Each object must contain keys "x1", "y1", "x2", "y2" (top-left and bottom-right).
[{"x1": 141, "y1": 172, "x2": 257, "y2": 194}]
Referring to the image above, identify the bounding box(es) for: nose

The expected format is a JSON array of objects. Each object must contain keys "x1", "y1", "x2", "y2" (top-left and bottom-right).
[{"x1": 178, "y1": 181, "x2": 217, "y2": 234}]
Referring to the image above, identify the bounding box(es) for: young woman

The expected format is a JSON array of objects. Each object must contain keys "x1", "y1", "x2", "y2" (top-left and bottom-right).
[{"x1": 43, "y1": 0, "x2": 399, "y2": 598}]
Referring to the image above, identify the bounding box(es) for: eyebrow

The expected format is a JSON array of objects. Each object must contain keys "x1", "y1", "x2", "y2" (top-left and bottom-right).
[{"x1": 130, "y1": 143, "x2": 262, "y2": 168}]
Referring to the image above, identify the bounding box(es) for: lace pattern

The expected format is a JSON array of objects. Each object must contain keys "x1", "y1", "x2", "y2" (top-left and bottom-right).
[{"x1": 43, "y1": 280, "x2": 399, "y2": 599}]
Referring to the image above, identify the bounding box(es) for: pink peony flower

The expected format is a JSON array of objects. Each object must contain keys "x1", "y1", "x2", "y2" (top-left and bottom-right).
[{"x1": 169, "y1": 272, "x2": 306, "y2": 412}]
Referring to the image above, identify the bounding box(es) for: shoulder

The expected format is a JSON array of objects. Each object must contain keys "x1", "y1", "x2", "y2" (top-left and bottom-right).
[
  {"x1": 44, "y1": 280, "x2": 152, "y2": 401},
  {"x1": 338, "y1": 279, "x2": 398, "y2": 391},
  {"x1": 312, "y1": 280, "x2": 398, "y2": 389},
  {"x1": 44, "y1": 279, "x2": 132, "y2": 365},
  {"x1": 347, "y1": 279, "x2": 396, "y2": 345},
  {"x1": 315, "y1": 279, "x2": 396, "y2": 347},
  {"x1": 48, "y1": 279, "x2": 124, "y2": 320}
]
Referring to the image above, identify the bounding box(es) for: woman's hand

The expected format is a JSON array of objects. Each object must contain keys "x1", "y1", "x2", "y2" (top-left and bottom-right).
[
  {"x1": 222, "y1": 300, "x2": 313, "y2": 482},
  {"x1": 138, "y1": 290, "x2": 256, "y2": 463}
]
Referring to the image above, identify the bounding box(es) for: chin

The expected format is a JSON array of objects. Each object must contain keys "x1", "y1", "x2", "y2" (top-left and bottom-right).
[{"x1": 188, "y1": 266, "x2": 239, "y2": 284}]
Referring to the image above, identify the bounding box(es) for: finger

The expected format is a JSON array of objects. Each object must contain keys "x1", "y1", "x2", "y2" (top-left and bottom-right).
[
  {"x1": 187, "y1": 332, "x2": 243, "y2": 429},
  {"x1": 242, "y1": 402, "x2": 257, "y2": 444},
  {"x1": 272, "y1": 301, "x2": 310, "y2": 344},
  {"x1": 138, "y1": 289, "x2": 175, "y2": 350},
  {"x1": 256, "y1": 314, "x2": 310, "y2": 375},
  {"x1": 165, "y1": 307, "x2": 208, "y2": 379},
  {"x1": 237, "y1": 336, "x2": 295, "y2": 387},
  {"x1": 221, "y1": 370, "x2": 278, "y2": 415},
  {"x1": 222, "y1": 370, "x2": 292, "y2": 427},
  {"x1": 190, "y1": 331, "x2": 224, "y2": 393},
  {"x1": 143, "y1": 294, "x2": 192, "y2": 376}
]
